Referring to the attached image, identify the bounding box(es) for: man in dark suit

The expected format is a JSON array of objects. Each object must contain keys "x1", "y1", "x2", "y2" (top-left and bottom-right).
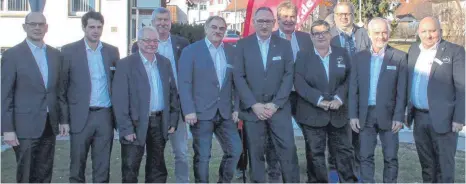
[
  {"x1": 329, "y1": 1, "x2": 371, "y2": 173},
  {"x1": 1, "y1": 12, "x2": 63, "y2": 183},
  {"x1": 348, "y1": 17, "x2": 407, "y2": 183},
  {"x1": 148, "y1": 7, "x2": 191, "y2": 183},
  {"x1": 406, "y1": 17, "x2": 465, "y2": 183},
  {"x1": 294, "y1": 20, "x2": 357, "y2": 183},
  {"x1": 233, "y1": 7, "x2": 299, "y2": 183},
  {"x1": 59, "y1": 11, "x2": 120, "y2": 183},
  {"x1": 178, "y1": 16, "x2": 242, "y2": 183},
  {"x1": 262, "y1": 1, "x2": 314, "y2": 182},
  {"x1": 112, "y1": 26, "x2": 180, "y2": 183}
]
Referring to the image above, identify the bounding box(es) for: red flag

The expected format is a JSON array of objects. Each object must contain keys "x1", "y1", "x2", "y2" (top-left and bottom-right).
[{"x1": 242, "y1": 0, "x2": 323, "y2": 37}]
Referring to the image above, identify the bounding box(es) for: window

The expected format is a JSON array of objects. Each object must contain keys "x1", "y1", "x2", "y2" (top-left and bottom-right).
[
  {"x1": 188, "y1": 4, "x2": 197, "y2": 10},
  {"x1": 200, "y1": 4, "x2": 206, "y2": 10},
  {"x1": 1, "y1": 0, "x2": 29, "y2": 12},
  {"x1": 68, "y1": 0, "x2": 99, "y2": 16}
]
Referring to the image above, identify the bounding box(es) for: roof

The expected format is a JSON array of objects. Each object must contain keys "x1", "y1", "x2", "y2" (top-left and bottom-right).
[
  {"x1": 395, "y1": 0, "x2": 433, "y2": 20},
  {"x1": 224, "y1": 0, "x2": 248, "y2": 12}
]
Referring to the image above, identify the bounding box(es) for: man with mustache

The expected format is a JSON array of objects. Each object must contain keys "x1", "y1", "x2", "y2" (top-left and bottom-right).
[
  {"x1": 262, "y1": 1, "x2": 313, "y2": 182},
  {"x1": 406, "y1": 16, "x2": 464, "y2": 183},
  {"x1": 233, "y1": 7, "x2": 300, "y2": 183},
  {"x1": 294, "y1": 20, "x2": 357, "y2": 183},
  {"x1": 1, "y1": 12, "x2": 62, "y2": 183},
  {"x1": 112, "y1": 26, "x2": 180, "y2": 183},
  {"x1": 348, "y1": 17, "x2": 407, "y2": 183},
  {"x1": 329, "y1": 1, "x2": 371, "y2": 174},
  {"x1": 178, "y1": 16, "x2": 242, "y2": 183},
  {"x1": 59, "y1": 11, "x2": 120, "y2": 183}
]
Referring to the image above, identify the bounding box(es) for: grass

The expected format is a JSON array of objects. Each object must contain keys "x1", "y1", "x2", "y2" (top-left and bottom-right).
[{"x1": 1, "y1": 137, "x2": 465, "y2": 183}]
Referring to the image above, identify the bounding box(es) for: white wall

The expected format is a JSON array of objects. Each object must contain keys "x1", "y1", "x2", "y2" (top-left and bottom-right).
[
  {"x1": 0, "y1": 0, "x2": 129, "y2": 56},
  {"x1": 168, "y1": 0, "x2": 189, "y2": 23}
]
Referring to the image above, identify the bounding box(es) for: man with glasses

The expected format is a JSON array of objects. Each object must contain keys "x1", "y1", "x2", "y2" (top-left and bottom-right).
[
  {"x1": 59, "y1": 11, "x2": 120, "y2": 183},
  {"x1": 329, "y1": 1, "x2": 371, "y2": 175},
  {"x1": 178, "y1": 16, "x2": 242, "y2": 183},
  {"x1": 112, "y1": 26, "x2": 180, "y2": 183},
  {"x1": 1, "y1": 12, "x2": 63, "y2": 183},
  {"x1": 233, "y1": 7, "x2": 299, "y2": 183},
  {"x1": 294, "y1": 20, "x2": 357, "y2": 183}
]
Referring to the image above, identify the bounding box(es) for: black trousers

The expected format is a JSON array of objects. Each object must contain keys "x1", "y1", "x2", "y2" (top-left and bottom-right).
[
  {"x1": 359, "y1": 107, "x2": 399, "y2": 183},
  {"x1": 413, "y1": 109, "x2": 458, "y2": 183},
  {"x1": 13, "y1": 115, "x2": 56, "y2": 183},
  {"x1": 301, "y1": 123, "x2": 358, "y2": 183},
  {"x1": 120, "y1": 115, "x2": 168, "y2": 183}
]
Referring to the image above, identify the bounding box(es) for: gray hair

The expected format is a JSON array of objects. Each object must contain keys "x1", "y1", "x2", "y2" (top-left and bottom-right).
[
  {"x1": 151, "y1": 7, "x2": 171, "y2": 21},
  {"x1": 368, "y1": 17, "x2": 392, "y2": 34},
  {"x1": 138, "y1": 26, "x2": 158, "y2": 40},
  {"x1": 333, "y1": 1, "x2": 355, "y2": 14},
  {"x1": 204, "y1": 16, "x2": 227, "y2": 29}
]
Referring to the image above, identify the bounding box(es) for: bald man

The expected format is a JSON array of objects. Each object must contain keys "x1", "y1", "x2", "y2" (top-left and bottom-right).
[
  {"x1": 406, "y1": 17, "x2": 465, "y2": 183},
  {"x1": 1, "y1": 12, "x2": 63, "y2": 183}
]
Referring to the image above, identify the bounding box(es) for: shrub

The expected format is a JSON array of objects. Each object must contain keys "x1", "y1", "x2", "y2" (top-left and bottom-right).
[{"x1": 171, "y1": 23, "x2": 205, "y2": 43}]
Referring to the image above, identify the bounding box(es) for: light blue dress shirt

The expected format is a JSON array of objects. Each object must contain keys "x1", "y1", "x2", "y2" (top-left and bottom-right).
[
  {"x1": 139, "y1": 51, "x2": 165, "y2": 111},
  {"x1": 205, "y1": 38, "x2": 227, "y2": 89},
  {"x1": 158, "y1": 36, "x2": 178, "y2": 88},
  {"x1": 368, "y1": 47, "x2": 385, "y2": 106},
  {"x1": 85, "y1": 39, "x2": 111, "y2": 107},
  {"x1": 26, "y1": 39, "x2": 48, "y2": 87},
  {"x1": 279, "y1": 29, "x2": 299, "y2": 61},
  {"x1": 411, "y1": 43, "x2": 438, "y2": 110},
  {"x1": 257, "y1": 35, "x2": 271, "y2": 70}
]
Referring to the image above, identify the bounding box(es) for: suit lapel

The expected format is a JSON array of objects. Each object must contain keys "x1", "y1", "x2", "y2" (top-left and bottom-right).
[
  {"x1": 79, "y1": 39, "x2": 92, "y2": 90},
  {"x1": 429, "y1": 40, "x2": 446, "y2": 80},
  {"x1": 250, "y1": 35, "x2": 266, "y2": 75},
  {"x1": 311, "y1": 51, "x2": 329, "y2": 85},
  {"x1": 170, "y1": 35, "x2": 180, "y2": 65},
  {"x1": 135, "y1": 54, "x2": 151, "y2": 91},
  {"x1": 101, "y1": 46, "x2": 111, "y2": 89},
  {"x1": 45, "y1": 46, "x2": 55, "y2": 90},
  {"x1": 21, "y1": 41, "x2": 46, "y2": 88},
  {"x1": 360, "y1": 51, "x2": 372, "y2": 95},
  {"x1": 156, "y1": 54, "x2": 168, "y2": 98},
  {"x1": 201, "y1": 41, "x2": 220, "y2": 85},
  {"x1": 328, "y1": 51, "x2": 337, "y2": 91},
  {"x1": 222, "y1": 45, "x2": 233, "y2": 88},
  {"x1": 408, "y1": 44, "x2": 420, "y2": 94},
  {"x1": 266, "y1": 36, "x2": 279, "y2": 70},
  {"x1": 379, "y1": 47, "x2": 394, "y2": 82}
]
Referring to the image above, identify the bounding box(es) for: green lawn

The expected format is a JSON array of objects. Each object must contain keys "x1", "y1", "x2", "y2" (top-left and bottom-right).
[{"x1": 1, "y1": 137, "x2": 465, "y2": 183}]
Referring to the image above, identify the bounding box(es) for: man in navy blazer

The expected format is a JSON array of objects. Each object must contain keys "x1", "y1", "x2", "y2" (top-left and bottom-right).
[
  {"x1": 233, "y1": 7, "x2": 299, "y2": 183},
  {"x1": 349, "y1": 18, "x2": 408, "y2": 183},
  {"x1": 406, "y1": 17, "x2": 465, "y2": 183},
  {"x1": 178, "y1": 16, "x2": 242, "y2": 183}
]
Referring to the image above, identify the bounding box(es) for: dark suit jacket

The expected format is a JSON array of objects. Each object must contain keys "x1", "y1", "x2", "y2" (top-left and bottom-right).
[
  {"x1": 112, "y1": 53, "x2": 180, "y2": 145},
  {"x1": 406, "y1": 40, "x2": 465, "y2": 133},
  {"x1": 330, "y1": 25, "x2": 371, "y2": 53},
  {"x1": 348, "y1": 46, "x2": 408, "y2": 130},
  {"x1": 294, "y1": 46, "x2": 351, "y2": 128},
  {"x1": 1, "y1": 40, "x2": 62, "y2": 138},
  {"x1": 59, "y1": 39, "x2": 120, "y2": 133},
  {"x1": 233, "y1": 34, "x2": 294, "y2": 121},
  {"x1": 272, "y1": 30, "x2": 313, "y2": 53},
  {"x1": 178, "y1": 39, "x2": 239, "y2": 120}
]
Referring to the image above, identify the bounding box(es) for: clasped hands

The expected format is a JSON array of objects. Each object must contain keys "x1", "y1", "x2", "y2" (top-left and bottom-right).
[
  {"x1": 317, "y1": 99, "x2": 342, "y2": 111},
  {"x1": 252, "y1": 103, "x2": 278, "y2": 120}
]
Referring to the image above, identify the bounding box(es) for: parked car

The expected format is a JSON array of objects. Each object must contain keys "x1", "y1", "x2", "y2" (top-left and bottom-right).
[{"x1": 223, "y1": 33, "x2": 240, "y2": 46}]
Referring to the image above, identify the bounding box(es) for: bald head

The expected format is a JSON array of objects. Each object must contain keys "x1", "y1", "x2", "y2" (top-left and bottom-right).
[
  {"x1": 23, "y1": 12, "x2": 48, "y2": 42},
  {"x1": 418, "y1": 16, "x2": 442, "y2": 49}
]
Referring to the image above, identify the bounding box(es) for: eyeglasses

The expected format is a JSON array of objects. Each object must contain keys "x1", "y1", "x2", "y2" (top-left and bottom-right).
[
  {"x1": 311, "y1": 30, "x2": 330, "y2": 37},
  {"x1": 25, "y1": 22, "x2": 46, "y2": 27},
  {"x1": 255, "y1": 19, "x2": 275, "y2": 25},
  {"x1": 335, "y1": 13, "x2": 353, "y2": 17},
  {"x1": 140, "y1": 39, "x2": 160, "y2": 44}
]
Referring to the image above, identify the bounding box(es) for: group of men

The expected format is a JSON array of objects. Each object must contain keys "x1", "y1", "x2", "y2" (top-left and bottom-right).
[{"x1": 1, "y1": 1, "x2": 464, "y2": 183}]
